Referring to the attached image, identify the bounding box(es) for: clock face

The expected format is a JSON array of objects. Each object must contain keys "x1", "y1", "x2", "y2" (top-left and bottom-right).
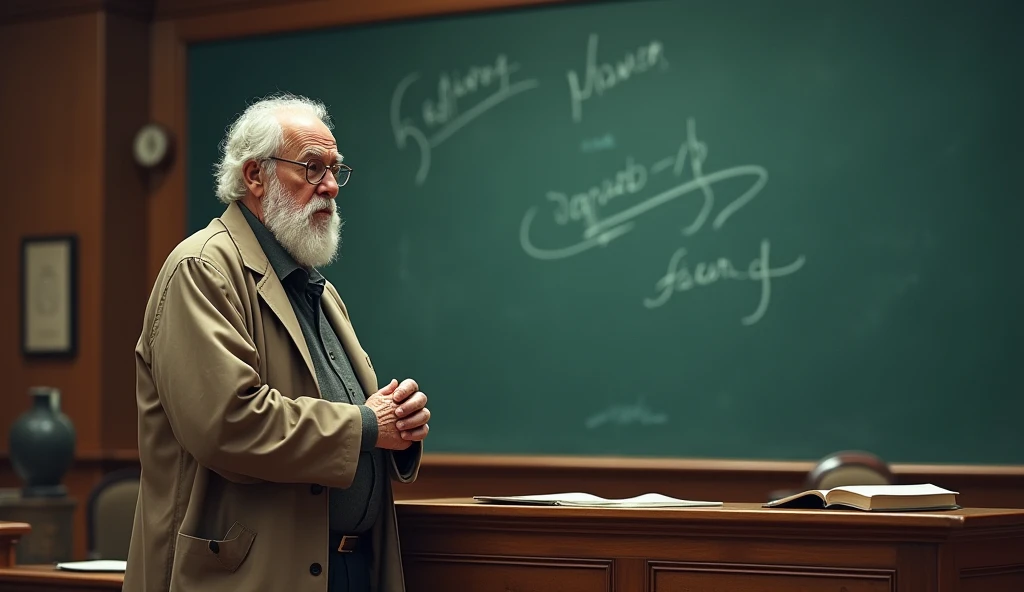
[{"x1": 133, "y1": 124, "x2": 170, "y2": 167}]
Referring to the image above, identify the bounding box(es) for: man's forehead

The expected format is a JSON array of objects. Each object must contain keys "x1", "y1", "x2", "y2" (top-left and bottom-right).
[
  {"x1": 286, "y1": 134, "x2": 342, "y2": 162},
  {"x1": 297, "y1": 144, "x2": 343, "y2": 161},
  {"x1": 279, "y1": 113, "x2": 340, "y2": 158}
]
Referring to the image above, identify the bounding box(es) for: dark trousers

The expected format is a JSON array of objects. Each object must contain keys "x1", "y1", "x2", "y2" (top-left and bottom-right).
[{"x1": 328, "y1": 532, "x2": 371, "y2": 592}]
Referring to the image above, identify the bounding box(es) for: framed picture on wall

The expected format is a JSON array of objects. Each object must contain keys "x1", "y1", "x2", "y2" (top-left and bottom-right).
[{"x1": 21, "y1": 235, "x2": 77, "y2": 358}]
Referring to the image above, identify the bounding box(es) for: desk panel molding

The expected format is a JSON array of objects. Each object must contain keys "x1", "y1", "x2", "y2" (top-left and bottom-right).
[{"x1": 648, "y1": 562, "x2": 896, "y2": 592}]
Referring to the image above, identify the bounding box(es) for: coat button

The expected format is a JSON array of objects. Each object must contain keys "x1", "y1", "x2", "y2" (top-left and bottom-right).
[
  {"x1": 310, "y1": 484, "x2": 324, "y2": 495},
  {"x1": 310, "y1": 563, "x2": 322, "y2": 576},
  {"x1": 208, "y1": 541, "x2": 219, "y2": 554}
]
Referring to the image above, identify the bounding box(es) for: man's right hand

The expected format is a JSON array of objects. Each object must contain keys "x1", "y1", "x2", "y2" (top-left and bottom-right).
[{"x1": 365, "y1": 379, "x2": 410, "y2": 450}]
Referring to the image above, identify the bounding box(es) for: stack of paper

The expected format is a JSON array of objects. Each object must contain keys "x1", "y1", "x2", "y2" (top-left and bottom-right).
[
  {"x1": 56, "y1": 560, "x2": 127, "y2": 572},
  {"x1": 473, "y1": 492, "x2": 722, "y2": 508}
]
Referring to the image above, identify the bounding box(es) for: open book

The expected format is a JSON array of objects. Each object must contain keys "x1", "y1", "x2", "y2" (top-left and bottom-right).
[
  {"x1": 473, "y1": 492, "x2": 722, "y2": 508},
  {"x1": 764, "y1": 483, "x2": 960, "y2": 511}
]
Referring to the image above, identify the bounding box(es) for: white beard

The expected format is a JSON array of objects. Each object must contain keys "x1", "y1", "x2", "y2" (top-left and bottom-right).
[{"x1": 262, "y1": 173, "x2": 342, "y2": 269}]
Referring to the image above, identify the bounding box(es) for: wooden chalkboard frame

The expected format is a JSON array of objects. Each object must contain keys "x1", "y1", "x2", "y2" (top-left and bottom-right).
[{"x1": 149, "y1": 0, "x2": 1021, "y2": 466}]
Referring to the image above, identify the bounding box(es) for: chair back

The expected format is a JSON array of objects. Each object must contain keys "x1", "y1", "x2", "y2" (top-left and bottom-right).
[{"x1": 86, "y1": 468, "x2": 140, "y2": 560}]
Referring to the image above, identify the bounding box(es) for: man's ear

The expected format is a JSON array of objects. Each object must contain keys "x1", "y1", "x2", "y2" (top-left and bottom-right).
[{"x1": 242, "y1": 160, "x2": 265, "y2": 198}]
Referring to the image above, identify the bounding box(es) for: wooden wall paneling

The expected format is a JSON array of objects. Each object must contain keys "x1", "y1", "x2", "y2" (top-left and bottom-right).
[
  {"x1": 0, "y1": 10, "x2": 106, "y2": 458},
  {"x1": 0, "y1": 6, "x2": 151, "y2": 561},
  {"x1": 145, "y1": 18, "x2": 187, "y2": 285},
  {"x1": 0, "y1": 11, "x2": 148, "y2": 422},
  {"x1": 99, "y1": 10, "x2": 151, "y2": 452}
]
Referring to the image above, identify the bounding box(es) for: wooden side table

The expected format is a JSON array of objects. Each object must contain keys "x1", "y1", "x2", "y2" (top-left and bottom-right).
[{"x1": 0, "y1": 489, "x2": 76, "y2": 564}]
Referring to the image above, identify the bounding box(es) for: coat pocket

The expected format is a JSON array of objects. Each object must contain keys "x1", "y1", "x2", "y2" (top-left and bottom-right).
[{"x1": 175, "y1": 521, "x2": 256, "y2": 573}]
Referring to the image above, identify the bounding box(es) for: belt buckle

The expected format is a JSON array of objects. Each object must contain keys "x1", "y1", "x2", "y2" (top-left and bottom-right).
[{"x1": 337, "y1": 535, "x2": 358, "y2": 553}]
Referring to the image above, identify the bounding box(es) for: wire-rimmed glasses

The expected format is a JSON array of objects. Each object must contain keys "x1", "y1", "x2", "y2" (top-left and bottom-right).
[{"x1": 268, "y1": 156, "x2": 352, "y2": 186}]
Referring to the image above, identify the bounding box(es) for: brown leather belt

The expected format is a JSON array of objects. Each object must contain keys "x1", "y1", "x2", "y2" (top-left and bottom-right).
[{"x1": 336, "y1": 535, "x2": 359, "y2": 553}]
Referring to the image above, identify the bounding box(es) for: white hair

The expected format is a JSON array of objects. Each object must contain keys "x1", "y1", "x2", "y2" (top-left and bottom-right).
[{"x1": 213, "y1": 92, "x2": 334, "y2": 204}]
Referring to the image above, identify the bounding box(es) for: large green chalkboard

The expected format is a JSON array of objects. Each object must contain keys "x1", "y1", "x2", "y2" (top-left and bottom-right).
[{"x1": 186, "y1": 0, "x2": 1023, "y2": 463}]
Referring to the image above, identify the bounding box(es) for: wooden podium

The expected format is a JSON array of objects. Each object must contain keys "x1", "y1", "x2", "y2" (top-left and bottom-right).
[
  {"x1": 395, "y1": 499, "x2": 1024, "y2": 591},
  {"x1": 0, "y1": 500, "x2": 1022, "y2": 590}
]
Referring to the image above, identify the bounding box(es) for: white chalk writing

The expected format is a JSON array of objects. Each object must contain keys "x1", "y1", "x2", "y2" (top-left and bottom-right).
[
  {"x1": 643, "y1": 239, "x2": 806, "y2": 325},
  {"x1": 520, "y1": 118, "x2": 767, "y2": 260},
  {"x1": 567, "y1": 33, "x2": 669, "y2": 123},
  {"x1": 585, "y1": 400, "x2": 669, "y2": 429},
  {"x1": 391, "y1": 54, "x2": 539, "y2": 185},
  {"x1": 519, "y1": 117, "x2": 806, "y2": 324}
]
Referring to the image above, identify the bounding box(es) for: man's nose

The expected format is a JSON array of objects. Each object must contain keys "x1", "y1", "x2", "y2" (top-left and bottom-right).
[{"x1": 318, "y1": 171, "x2": 339, "y2": 198}]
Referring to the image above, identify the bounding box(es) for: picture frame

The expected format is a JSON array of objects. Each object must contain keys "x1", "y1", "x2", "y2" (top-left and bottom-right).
[{"x1": 21, "y1": 235, "x2": 77, "y2": 358}]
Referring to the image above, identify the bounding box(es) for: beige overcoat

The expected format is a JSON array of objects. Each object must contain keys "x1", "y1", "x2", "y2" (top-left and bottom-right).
[{"x1": 122, "y1": 202, "x2": 421, "y2": 592}]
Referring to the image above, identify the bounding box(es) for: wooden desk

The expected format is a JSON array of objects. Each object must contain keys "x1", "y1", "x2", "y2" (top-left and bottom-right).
[
  {"x1": 0, "y1": 522, "x2": 122, "y2": 591},
  {"x1": 0, "y1": 565, "x2": 121, "y2": 591},
  {"x1": 2, "y1": 501, "x2": 1023, "y2": 591},
  {"x1": 395, "y1": 498, "x2": 1024, "y2": 591}
]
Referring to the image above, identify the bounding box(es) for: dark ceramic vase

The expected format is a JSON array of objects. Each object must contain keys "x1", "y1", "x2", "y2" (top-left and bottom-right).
[{"x1": 8, "y1": 387, "x2": 76, "y2": 497}]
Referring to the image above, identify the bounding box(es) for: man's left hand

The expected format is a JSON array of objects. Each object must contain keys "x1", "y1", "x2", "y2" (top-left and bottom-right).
[{"x1": 392, "y1": 378, "x2": 430, "y2": 442}]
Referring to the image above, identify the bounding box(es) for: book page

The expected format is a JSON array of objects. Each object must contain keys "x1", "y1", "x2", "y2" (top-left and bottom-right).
[
  {"x1": 764, "y1": 489, "x2": 829, "y2": 508},
  {"x1": 557, "y1": 493, "x2": 722, "y2": 508},
  {"x1": 474, "y1": 492, "x2": 605, "y2": 505},
  {"x1": 832, "y1": 484, "x2": 958, "y2": 498}
]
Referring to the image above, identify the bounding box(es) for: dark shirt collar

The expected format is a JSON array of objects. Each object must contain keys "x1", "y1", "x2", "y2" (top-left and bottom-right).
[{"x1": 239, "y1": 202, "x2": 325, "y2": 294}]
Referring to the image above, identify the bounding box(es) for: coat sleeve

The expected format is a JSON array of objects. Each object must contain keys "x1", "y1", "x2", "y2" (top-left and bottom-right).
[
  {"x1": 389, "y1": 443, "x2": 422, "y2": 483},
  {"x1": 147, "y1": 256, "x2": 363, "y2": 488}
]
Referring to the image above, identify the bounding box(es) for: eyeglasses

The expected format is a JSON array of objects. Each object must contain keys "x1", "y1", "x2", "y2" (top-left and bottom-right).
[{"x1": 268, "y1": 156, "x2": 352, "y2": 186}]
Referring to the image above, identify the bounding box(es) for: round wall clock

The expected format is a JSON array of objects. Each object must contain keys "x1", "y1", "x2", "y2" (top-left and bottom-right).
[{"x1": 133, "y1": 123, "x2": 173, "y2": 168}]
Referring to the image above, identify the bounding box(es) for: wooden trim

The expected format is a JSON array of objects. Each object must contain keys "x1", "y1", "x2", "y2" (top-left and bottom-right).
[
  {"x1": 154, "y1": 0, "x2": 290, "y2": 20},
  {"x1": 154, "y1": 0, "x2": 562, "y2": 22},
  {"x1": 73, "y1": 450, "x2": 142, "y2": 462},
  {"x1": 4, "y1": 449, "x2": 1020, "y2": 497},
  {"x1": 10, "y1": 449, "x2": 1019, "y2": 483},
  {"x1": 0, "y1": 0, "x2": 152, "y2": 24},
  {"x1": 165, "y1": 0, "x2": 572, "y2": 40},
  {"x1": 0, "y1": 450, "x2": 138, "y2": 464},
  {"x1": 420, "y1": 453, "x2": 1024, "y2": 478}
]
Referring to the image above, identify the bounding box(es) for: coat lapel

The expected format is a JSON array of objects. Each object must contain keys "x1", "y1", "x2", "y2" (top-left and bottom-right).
[{"x1": 218, "y1": 203, "x2": 319, "y2": 392}]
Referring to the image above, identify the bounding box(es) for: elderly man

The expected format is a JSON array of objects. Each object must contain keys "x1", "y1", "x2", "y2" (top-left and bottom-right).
[{"x1": 123, "y1": 93, "x2": 429, "y2": 592}]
